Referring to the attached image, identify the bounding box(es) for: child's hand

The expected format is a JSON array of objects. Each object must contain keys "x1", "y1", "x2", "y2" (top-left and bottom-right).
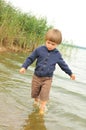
[
  {"x1": 19, "y1": 68, "x2": 26, "y2": 74},
  {"x1": 70, "y1": 74, "x2": 75, "y2": 80}
]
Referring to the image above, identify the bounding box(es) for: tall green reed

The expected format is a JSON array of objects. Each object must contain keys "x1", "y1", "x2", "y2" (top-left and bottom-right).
[{"x1": 0, "y1": 0, "x2": 52, "y2": 51}]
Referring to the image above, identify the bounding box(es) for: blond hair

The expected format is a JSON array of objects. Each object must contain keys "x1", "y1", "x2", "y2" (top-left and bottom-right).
[{"x1": 45, "y1": 29, "x2": 62, "y2": 44}]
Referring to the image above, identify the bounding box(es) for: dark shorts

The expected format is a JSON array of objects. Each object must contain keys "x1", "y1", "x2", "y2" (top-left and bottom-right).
[{"x1": 31, "y1": 75, "x2": 52, "y2": 101}]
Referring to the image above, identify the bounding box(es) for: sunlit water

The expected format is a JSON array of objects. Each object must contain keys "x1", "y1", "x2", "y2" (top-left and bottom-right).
[{"x1": 0, "y1": 47, "x2": 86, "y2": 130}]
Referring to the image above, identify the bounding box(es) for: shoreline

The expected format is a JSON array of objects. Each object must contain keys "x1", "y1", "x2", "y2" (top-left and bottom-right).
[{"x1": 0, "y1": 46, "x2": 32, "y2": 53}]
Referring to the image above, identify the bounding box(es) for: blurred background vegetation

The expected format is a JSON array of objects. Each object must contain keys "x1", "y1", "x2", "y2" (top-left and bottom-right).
[
  {"x1": 0, "y1": 0, "x2": 53, "y2": 52},
  {"x1": 0, "y1": 0, "x2": 75, "y2": 53}
]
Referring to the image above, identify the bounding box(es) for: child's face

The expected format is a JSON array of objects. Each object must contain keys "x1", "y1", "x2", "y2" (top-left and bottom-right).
[{"x1": 45, "y1": 40, "x2": 57, "y2": 51}]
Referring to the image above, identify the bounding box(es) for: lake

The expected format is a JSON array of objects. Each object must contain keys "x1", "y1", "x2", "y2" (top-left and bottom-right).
[{"x1": 0, "y1": 47, "x2": 86, "y2": 130}]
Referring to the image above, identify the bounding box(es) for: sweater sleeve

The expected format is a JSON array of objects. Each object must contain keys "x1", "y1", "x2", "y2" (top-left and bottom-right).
[
  {"x1": 22, "y1": 48, "x2": 38, "y2": 69},
  {"x1": 58, "y1": 54, "x2": 72, "y2": 76}
]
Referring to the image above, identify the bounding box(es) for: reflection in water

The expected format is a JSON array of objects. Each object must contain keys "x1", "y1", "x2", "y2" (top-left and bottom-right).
[{"x1": 24, "y1": 111, "x2": 46, "y2": 130}]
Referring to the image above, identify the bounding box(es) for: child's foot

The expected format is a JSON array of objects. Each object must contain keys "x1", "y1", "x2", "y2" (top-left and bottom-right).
[
  {"x1": 39, "y1": 105, "x2": 48, "y2": 115},
  {"x1": 39, "y1": 109, "x2": 45, "y2": 115},
  {"x1": 39, "y1": 105, "x2": 45, "y2": 115},
  {"x1": 33, "y1": 101, "x2": 40, "y2": 112}
]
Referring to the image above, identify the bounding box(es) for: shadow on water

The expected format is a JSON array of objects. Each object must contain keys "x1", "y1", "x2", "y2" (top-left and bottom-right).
[{"x1": 24, "y1": 111, "x2": 46, "y2": 130}]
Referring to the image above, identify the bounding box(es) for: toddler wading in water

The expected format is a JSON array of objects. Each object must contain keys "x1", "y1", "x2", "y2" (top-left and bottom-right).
[{"x1": 20, "y1": 29, "x2": 75, "y2": 114}]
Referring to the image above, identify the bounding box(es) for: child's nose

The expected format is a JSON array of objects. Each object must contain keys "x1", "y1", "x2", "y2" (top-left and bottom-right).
[{"x1": 49, "y1": 44, "x2": 52, "y2": 47}]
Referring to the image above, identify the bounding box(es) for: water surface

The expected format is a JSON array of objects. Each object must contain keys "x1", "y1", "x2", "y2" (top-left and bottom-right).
[{"x1": 0, "y1": 48, "x2": 86, "y2": 130}]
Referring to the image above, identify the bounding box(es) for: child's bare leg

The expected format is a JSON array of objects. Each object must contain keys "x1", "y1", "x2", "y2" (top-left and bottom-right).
[
  {"x1": 39, "y1": 100, "x2": 47, "y2": 114},
  {"x1": 35, "y1": 98, "x2": 39, "y2": 102},
  {"x1": 34, "y1": 98, "x2": 40, "y2": 105}
]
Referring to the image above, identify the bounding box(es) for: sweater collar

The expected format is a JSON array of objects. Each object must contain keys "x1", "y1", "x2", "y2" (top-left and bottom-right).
[{"x1": 44, "y1": 45, "x2": 58, "y2": 52}]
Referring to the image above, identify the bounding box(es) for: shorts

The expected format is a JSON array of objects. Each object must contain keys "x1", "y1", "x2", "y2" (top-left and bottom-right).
[{"x1": 31, "y1": 75, "x2": 52, "y2": 101}]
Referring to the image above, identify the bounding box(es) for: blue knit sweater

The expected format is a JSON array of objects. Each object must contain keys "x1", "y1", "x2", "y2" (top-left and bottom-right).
[{"x1": 22, "y1": 45, "x2": 72, "y2": 77}]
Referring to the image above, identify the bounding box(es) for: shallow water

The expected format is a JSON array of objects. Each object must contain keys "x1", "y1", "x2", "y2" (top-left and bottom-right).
[{"x1": 0, "y1": 48, "x2": 86, "y2": 130}]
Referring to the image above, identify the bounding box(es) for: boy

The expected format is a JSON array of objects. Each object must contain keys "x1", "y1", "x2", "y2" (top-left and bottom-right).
[{"x1": 20, "y1": 29, "x2": 75, "y2": 114}]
